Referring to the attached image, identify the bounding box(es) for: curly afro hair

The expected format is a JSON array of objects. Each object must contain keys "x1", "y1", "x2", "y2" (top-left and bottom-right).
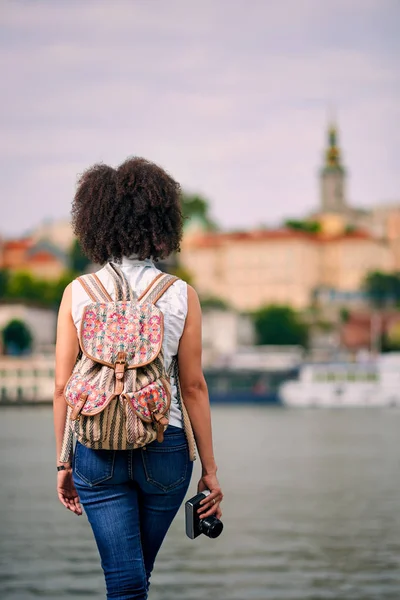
[{"x1": 71, "y1": 157, "x2": 183, "y2": 264}]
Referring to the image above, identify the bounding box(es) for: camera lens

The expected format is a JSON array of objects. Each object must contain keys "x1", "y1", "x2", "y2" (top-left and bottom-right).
[{"x1": 199, "y1": 515, "x2": 224, "y2": 539}]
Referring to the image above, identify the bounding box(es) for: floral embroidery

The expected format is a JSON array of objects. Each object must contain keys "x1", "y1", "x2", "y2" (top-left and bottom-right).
[
  {"x1": 65, "y1": 373, "x2": 109, "y2": 413},
  {"x1": 80, "y1": 301, "x2": 163, "y2": 366},
  {"x1": 124, "y1": 380, "x2": 169, "y2": 421}
]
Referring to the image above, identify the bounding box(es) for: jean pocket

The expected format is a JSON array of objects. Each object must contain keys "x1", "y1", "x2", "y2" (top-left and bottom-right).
[
  {"x1": 74, "y1": 442, "x2": 115, "y2": 487},
  {"x1": 141, "y1": 440, "x2": 188, "y2": 492}
]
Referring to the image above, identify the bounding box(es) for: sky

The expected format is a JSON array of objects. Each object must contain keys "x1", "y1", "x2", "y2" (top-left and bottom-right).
[{"x1": 0, "y1": 0, "x2": 399, "y2": 237}]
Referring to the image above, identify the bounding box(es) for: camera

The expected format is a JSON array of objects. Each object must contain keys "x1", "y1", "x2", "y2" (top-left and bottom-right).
[{"x1": 185, "y1": 490, "x2": 224, "y2": 539}]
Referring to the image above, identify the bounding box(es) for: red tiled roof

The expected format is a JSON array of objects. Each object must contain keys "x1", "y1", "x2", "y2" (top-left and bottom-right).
[
  {"x1": 3, "y1": 238, "x2": 33, "y2": 251},
  {"x1": 186, "y1": 228, "x2": 374, "y2": 249},
  {"x1": 27, "y1": 251, "x2": 60, "y2": 264}
]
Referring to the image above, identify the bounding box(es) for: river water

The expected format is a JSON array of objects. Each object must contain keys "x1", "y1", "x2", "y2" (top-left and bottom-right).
[{"x1": 0, "y1": 406, "x2": 399, "y2": 600}]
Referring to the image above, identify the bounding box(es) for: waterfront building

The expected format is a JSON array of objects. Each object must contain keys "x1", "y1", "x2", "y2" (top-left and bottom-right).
[
  {"x1": 180, "y1": 123, "x2": 397, "y2": 311},
  {"x1": 0, "y1": 237, "x2": 68, "y2": 280},
  {"x1": 201, "y1": 308, "x2": 255, "y2": 367},
  {"x1": 313, "y1": 125, "x2": 400, "y2": 251},
  {"x1": 181, "y1": 228, "x2": 392, "y2": 311},
  {"x1": 0, "y1": 354, "x2": 55, "y2": 403}
]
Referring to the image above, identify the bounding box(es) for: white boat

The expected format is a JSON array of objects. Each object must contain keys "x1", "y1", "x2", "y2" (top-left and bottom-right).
[{"x1": 279, "y1": 353, "x2": 400, "y2": 407}]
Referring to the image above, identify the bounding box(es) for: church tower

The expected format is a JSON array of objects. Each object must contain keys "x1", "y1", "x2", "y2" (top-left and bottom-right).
[{"x1": 320, "y1": 124, "x2": 347, "y2": 213}]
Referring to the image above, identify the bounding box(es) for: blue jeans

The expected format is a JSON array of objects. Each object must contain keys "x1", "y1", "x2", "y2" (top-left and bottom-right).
[{"x1": 73, "y1": 425, "x2": 193, "y2": 599}]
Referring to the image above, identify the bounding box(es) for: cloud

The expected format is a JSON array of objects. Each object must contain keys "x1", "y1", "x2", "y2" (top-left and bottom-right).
[{"x1": 0, "y1": 0, "x2": 399, "y2": 236}]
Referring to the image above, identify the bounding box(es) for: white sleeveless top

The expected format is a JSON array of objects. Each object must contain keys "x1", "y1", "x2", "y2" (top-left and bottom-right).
[{"x1": 71, "y1": 256, "x2": 188, "y2": 428}]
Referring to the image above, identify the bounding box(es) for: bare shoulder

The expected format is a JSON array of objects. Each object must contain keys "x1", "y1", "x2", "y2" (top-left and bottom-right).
[
  {"x1": 186, "y1": 284, "x2": 200, "y2": 306},
  {"x1": 58, "y1": 282, "x2": 73, "y2": 316},
  {"x1": 62, "y1": 282, "x2": 73, "y2": 302}
]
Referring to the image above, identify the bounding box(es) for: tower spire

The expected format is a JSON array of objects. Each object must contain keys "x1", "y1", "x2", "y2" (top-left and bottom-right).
[
  {"x1": 324, "y1": 123, "x2": 343, "y2": 170},
  {"x1": 320, "y1": 120, "x2": 347, "y2": 213}
]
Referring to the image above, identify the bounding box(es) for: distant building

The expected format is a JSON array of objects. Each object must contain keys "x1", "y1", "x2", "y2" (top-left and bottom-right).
[
  {"x1": 181, "y1": 229, "x2": 393, "y2": 311},
  {"x1": 29, "y1": 219, "x2": 75, "y2": 252},
  {"x1": 201, "y1": 308, "x2": 255, "y2": 367},
  {"x1": 313, "y1": 124, "x2": 400, "y2": 265},
  {"x1": 0, "y1": 354, "x2": 55, "y2": 403},
  {"x1": 180, "y1": 122, "x2": 398, "y2": 311},
  {"x1": 319, "y1": 125, "x2": 347, "y2": 214},
  {"x1": 340, "y1": 311, "x2": 400, "y2": 353},
  {"x1": 0, "y1": 237, "x2": 68, "y2": 280}
]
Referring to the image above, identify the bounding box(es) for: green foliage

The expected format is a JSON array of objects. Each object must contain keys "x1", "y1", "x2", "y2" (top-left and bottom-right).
[
  {"x1": 0, "y1": 269, "x2": 10, "y2": 296},
  {"x1": 315, "y1": 319, "x2": 335, "y2": 332},
  {"x1": 181, "y1": 193, "x2": 218, "y2": 231},
  {"x1": 169, "y1": 265, "x2": 193, "y2": 285},
  {"x1": 49, "y1": 271, "x2": 77, "y2": 305},
  {"x1": 5, "y1": 271, "x2": 46, "y2": 302},
  {"x1": 2, "y1": 319, "x2": 33, "y2": 355},
  {"x1": 69, "y1": 239, "x2": 91, "y2": 273},
  {"x1": 339, "y1": 307, "x2": 350, "y2": 323},
  {"x1": 363, "y1": 271, "x2": 400, "y2": 307},
  {"x1": 252, "y1": 304, "x2": 309, "y2": 346},
  {"x1": 0, "y1": 270, "x2": 75, "y2": 308},
  {"x1": 200, "y1": 296, "x2": 230, "y2": 310},
  {"x1": 284, "y1": 219, "x2": 321, "y2": 234},
  {"x1": 381, "y1": 331, "x2": 400, "y2": 353}
]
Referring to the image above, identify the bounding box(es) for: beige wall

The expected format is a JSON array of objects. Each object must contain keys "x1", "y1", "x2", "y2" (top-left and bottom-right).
[
  {"x1": 1, "y1": 246, "x2": 27, "y2": 269},
  {"x1": 389, "y1": 238, "x2": 400, "y2": 270},
  {"x1": 182, "y1": 236, "x2": 320, "y2": 310},
  {"x1": 27, "y1": 259, "x2": 66, "y2": 280},
  {"x1": 321, "y1": 238, "x2": 393, "y2": 290},
  {"x1": 181, "y1": 232, "x2": 393, "y2": 310}
]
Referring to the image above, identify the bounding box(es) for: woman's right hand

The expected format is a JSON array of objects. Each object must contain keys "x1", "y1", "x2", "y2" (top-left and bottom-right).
[
  {"x1": 57, "y1": 468, "x2": 82, "y2": 515},
  {"x1": 197, "y1": 472, "x2": 223, "y2": 520}
]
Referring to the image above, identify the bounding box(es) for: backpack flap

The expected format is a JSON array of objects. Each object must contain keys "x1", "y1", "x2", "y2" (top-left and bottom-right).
[
  {"x1": 79, "y1": 301, "x2": 164, "y2": 368},
  {"x1": 122, "y1": 377, "x2": 171, "y2": 442},
  {"x1": 64, "y1": 371, "x2": 110, "y2": 416}
]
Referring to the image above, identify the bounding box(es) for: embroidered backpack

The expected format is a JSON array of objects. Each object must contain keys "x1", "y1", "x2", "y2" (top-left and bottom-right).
[{"x1": 59, "y1": 264, "x2": 196, "y2": 463}]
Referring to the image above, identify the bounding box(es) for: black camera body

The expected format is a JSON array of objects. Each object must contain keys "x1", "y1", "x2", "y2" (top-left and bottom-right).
[{"x1": 185, "y1": 490, "x2": 223, "y2": 540}]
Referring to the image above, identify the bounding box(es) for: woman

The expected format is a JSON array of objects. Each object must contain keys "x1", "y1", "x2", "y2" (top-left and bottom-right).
[{"x1": 53, "y1": 158, "x2": 223, "y2": 600}]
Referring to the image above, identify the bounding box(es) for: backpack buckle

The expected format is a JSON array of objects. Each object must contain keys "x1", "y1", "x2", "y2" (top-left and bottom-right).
[
  {"x1": 114, "y1": 352, "x2": 127, "y2": 394},
  {"x1": 115, "y1": 351, "x2": 127, "y2": 366}
]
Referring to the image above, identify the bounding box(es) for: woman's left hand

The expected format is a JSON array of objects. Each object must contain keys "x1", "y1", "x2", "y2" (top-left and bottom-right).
[
  {"x1": 57, "y1": 468, "x2": 82, "y2": 515},
  {"x1": 197, "y1": 473, "x2": 223, "y2": 520}
]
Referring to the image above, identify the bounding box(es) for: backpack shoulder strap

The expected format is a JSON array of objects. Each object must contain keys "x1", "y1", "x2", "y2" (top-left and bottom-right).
[
  {"x1": 137, "y1": 272, "x2": 164, "y2": 302},
  {"x1": 77, "y1": 273, "x2": 112, "y2": 302},
  {"x1": 138, "y1": 273, "x2": 179, "y2": 305},
  {"x1": 104, "y1": 263, "x2": 136, "y2": 301}
]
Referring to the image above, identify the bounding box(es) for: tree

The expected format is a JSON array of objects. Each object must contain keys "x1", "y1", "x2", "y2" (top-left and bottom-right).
[
  {"x1": 169, "y1": 265, "x2": 193, "y2": 285},
  {"x1": 382, "y1": 320, "x2": 400, "y2": 352},
  {"x1": 2, "y1": 319, "x2": 33, "y2": 355},
  {"x1": 69, "y1": 239, "x2": 91, "y2": 273},
  {"x1": 181, "y1": 193, "x2": 218, "y2": 231},
  {"x1": 363, "y1": 271, "x2": 400, "y2": 308},
  {"x1": 0, "y1": 270, "x2": 76, "y2": 308},
  {"x1": 339, "y1": 307, "x2": 350, "y2": 323},
  {"x1": 252, "y1": 305, "x2": 309, "y2": 346},
  {"x1": 200, "y1": 296, "x2": 230, "y2": 310},
  {"x1": 0, "y1": 269, "x2": 10, "y2": 298},
  {"x1": 47, "y1": 271, "x2": 76, "y2": 306},
  {"x1": 5, "y1": 271, "x2": 48, "y2": 303},
  {"x1": 284, "y1": 219, "x2": 321, "y2": 234}
]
